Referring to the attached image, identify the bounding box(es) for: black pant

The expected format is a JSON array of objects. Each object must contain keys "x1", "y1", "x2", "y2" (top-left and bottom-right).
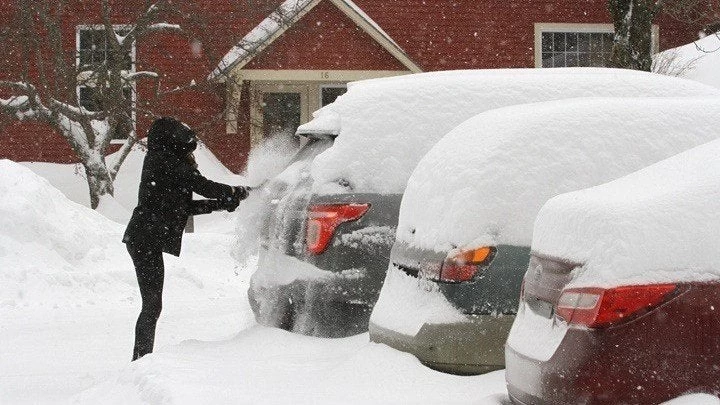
[{"x1": 126, "y1": 244, "x2": 164, "y2": 361}]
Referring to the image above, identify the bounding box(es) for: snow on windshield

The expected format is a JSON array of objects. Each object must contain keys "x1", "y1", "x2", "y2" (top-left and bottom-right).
[
  {"x1": 398, "y1": 97, "x2": 720, "y2": 253},
  {"x1": 532, "y1": 137, "x2": 720, "y2": 288},
  {"x1": 308, "y1": 68, "x2": 719, "y2": 195}
]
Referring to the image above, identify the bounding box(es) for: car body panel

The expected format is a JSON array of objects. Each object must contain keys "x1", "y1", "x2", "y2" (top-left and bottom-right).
[
  {"x1": 370, "y1": 315, "x2": 514, "y2": 375},
  {"x1": 505, "y1": 254, "x2": 720, "y2": 404},
  {"x1": 369, "y1": 242, "x2": 528, "y2": 372}
]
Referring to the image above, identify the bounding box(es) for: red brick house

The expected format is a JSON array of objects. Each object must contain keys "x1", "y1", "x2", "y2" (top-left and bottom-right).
[{"x1": 0, "y1": 0, "x2": 700, "y2": 172}]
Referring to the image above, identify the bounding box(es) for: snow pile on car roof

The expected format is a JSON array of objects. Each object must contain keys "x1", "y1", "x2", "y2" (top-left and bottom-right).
[
  {"x1": 532, "y1": 138, "x2": 720, "y2": 287},
  {"x1": 307, "y1": 68, "x2": 719, "y2": 194},
  {"x1": 398, "y1": 97, "x2": 720, "y2": 253},
  {"x1": 657, "y1": 32, "x2": 720, "y2": 89}
]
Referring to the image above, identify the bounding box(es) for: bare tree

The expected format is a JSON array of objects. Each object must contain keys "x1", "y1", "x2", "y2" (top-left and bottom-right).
[
  {"x1": 0, "y1": 0, "x2": 182, "y2": 209},
  {"x1": 608, "y1": 0, "x2": 720, "y2": 71},
  {"x1": 608, "y1": 0, "x2": 663, "y2": 71}
]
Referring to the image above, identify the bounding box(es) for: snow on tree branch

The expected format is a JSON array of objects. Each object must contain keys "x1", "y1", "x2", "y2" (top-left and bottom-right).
[
  {"x1": 123, "y1": 71, "x2": 160, "y2": 81},
  {"x1": 146, "y1": 23, "x2": 182, "y2": 33},
  {"x1": 48, "y1": 98, "x2": 106, "y2": 121}
]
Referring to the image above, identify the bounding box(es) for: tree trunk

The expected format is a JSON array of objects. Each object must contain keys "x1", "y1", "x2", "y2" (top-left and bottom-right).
[
  {"x1": 84, "y1": 157, "x2": 115, "y2": 210},
  {"x1": 608, "y1": 0, "x2": 657, "y2": 71}
]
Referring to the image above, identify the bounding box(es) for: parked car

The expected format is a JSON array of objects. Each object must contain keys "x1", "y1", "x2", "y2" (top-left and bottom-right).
[
  {"x1": 368, "y1": 96, "x2": 720, "y2": 374},
  {"x1": 505, "y1": 137, "x2": 720, "y2": 404},
  {"x1": 248, "y1": 68, "x2": 720, "y2": 338}
]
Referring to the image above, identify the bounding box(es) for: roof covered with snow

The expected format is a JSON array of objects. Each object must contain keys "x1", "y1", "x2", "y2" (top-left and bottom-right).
[
  {"x1": 208, "y1": 0, "x2": 420, "y2": 80},
  {"x1": 396, "y1": 97, "x2": 720, "y2": 254},
  {"x1": 532, "y1": 137, "x2": 720, "y2": 288},
  {"x1": 308, "y1": 68, "x2": 719, "y2": 195}
]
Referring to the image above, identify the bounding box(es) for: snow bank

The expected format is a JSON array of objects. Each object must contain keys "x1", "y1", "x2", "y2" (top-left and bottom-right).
[
  {"x1": 0, "y1": 160, "x2": 126, "y2": 307},
  {"x1": 657, "y1": 32, "x2": 720, "y2": 89},
  {"x1": 398, "y1": 97, "x2": 720, "y2": 253},
  {"x1": 74, "y1": 326, "x2": 507, "y2": 405},
  {"x1": 308, "y1": 68, "x2": 719, "y2": 195},
  {"x1": 532, "y1": 138, "x2": 720, "y2": 288}
]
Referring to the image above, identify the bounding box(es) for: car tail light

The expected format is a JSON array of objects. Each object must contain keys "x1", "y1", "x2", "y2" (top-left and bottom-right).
[
  {"x1": 556, "y1": 284, "x2": 677, "y2": 328},
  {"x1": 306, "y1": 203, "x2": 370, "y2": 255},
  {"x1": 438, "y1": 246, "x2": 496, "y2": 283}
]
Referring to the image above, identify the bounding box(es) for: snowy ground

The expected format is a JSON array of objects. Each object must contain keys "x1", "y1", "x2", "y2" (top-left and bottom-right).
[{"x1": 0, "y1": 156, "x2": 507, "y2": 404}]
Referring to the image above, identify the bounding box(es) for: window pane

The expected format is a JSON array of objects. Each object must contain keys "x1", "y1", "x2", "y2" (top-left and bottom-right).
[
  {"x1": 566, "y1": 52, "x2": 578, "y2": 67},
  {"x1": 541, "y1": 32, "x2": 553, "y2": 52},
  {"x1": 541, "y1": 52, "x2": 553, "y2": 67},
  {"x1": 566, "y1": 33, "x2": 578, "y2": 52},
  {"x1": 552, "y1": 33, "x2": 565, "y2": 52},
  {"x1": 578, "y1": 33, "x2": 590, "y2": 52},
  {"x1": 321, "y1": 86, "x2": 346, "y2": 107}
]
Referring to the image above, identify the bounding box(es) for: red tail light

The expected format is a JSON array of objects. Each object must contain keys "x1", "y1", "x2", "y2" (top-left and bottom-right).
[
  {"x1": 306, "y1": 203, "x2": 370, "y2": 255},
  {"x1": 556, "y1": 284, "x2": 677, "y2": 328},
  {"x1": 438, "y1": 246, "x2": 496, "y2": 283}
]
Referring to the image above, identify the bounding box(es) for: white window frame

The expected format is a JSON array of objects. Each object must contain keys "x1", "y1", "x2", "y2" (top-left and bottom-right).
[
  {"x1": 534, "y1": 23, "x2": 660, "y2": 68},
  {"x1": 75, "y1": 24, "x2": 136, "y2": 144}
]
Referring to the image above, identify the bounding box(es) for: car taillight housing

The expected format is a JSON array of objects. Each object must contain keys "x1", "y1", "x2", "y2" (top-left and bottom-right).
[
  {"x1": 438, "y1": 246, "x2": 496, "y2": 283},
  {"x1": 306, "y1": 203, "x2": 370, "y2": 255},
  {"x1": 556, "y1": 284, "x2": 677, "y2": 328}
]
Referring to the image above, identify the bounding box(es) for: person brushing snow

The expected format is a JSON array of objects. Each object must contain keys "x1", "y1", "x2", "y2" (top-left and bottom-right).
[{"x1": 123, "y1": 117, "x2": 248, "y2": 361}]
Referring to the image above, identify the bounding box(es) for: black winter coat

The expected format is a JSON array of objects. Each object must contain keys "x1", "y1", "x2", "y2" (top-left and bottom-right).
[{"x1": 122, "y1": 118, "x2": 235, "y2": 256}]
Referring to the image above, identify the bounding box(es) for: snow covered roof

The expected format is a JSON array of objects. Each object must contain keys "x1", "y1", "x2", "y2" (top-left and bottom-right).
[
  {"x1": 208, "y1": 0, "x2": 421, "y2": 81},
  {"x1": 532, "y1": 136, "x2": 720, "y2": 288},
  {"x1": 308, "y1": 68, "x2": 720, "y2": 195},
  {"x1": 397, "y1": 96, "x2": 720, "y2": 254}
]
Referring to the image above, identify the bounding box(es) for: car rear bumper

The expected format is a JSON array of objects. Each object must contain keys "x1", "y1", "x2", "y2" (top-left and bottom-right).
[
  {"x1": 249, "y1": 246, "x2": 377, "y2": 337},
  {"x1": 369, "y1": 314, "x2": 514, "y2": 375}
]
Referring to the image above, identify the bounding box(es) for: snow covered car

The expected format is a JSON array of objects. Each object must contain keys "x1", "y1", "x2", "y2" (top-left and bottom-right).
[
  {"x1": 249, "y1": 68, "x2": 720, "y2": 338},
  {"x1": 369, "y1": 96, "x2": 720, "y2": 374},
  {"x1": 505, "y1": 138, "x2": 720, "y2": 405}
]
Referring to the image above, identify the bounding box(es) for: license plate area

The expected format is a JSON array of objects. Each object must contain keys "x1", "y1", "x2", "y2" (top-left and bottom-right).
[{"x1": 526, "y1": 296, "x2": 554, "y2": 319}]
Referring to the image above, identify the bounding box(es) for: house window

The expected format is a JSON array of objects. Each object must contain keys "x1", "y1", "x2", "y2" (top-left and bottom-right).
[
  {"x1": 76, "y1": 25, "x2": 135, "y2": 141},
  {"x1": 534, "y1": 23, "x2": 660, "y2": 68},
  {"x1": 78, "y1": 27, "x2": 133, "y2": 70},
  {"x1": 541, "y1": 31, "x2": 614, "y2": 67}
]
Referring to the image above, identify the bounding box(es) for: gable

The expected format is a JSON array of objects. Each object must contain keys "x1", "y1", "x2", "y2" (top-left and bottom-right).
[
  {"x1": 209, "y1": 0, "x2": 420, "y2": 80},
  {"x1": 245, "y1": 0, "x2": 407, "y2": 71}
]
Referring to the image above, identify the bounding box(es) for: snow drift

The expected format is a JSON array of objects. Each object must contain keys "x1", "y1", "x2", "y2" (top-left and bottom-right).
[
  {"x1": 657, "y1": 32, "x2": 720, "y2": 89},
  {"x1": 0, "y1": 159, "x2": 129, "y2": 307},
  {"x1": 532, "y1": 137, "x2": 720, "y2": 288},
  {"x1": 307, "y1": 68, "x2": 719, "y2": 195}
]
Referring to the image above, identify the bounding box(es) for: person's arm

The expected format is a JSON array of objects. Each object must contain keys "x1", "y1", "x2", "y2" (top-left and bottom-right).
[
  {"x1": 179, "y1": 163, "x2": 234, "y2": 199},
  {"x1": 190, "y1": 199, "x2": 225, "y2": 215}
]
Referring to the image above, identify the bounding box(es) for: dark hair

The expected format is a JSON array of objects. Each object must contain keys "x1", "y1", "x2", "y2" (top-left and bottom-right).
[{"x1": 147, "y1": 117, "x2": 197, "y2": 155}]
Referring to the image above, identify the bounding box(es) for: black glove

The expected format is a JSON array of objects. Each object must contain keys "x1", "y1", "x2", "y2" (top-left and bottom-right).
[
  {"x1": 233, "y1": 186, "x2": 250, "y2": 201},
  {"x1": 223, "y1": 194, "x2": 240, "y2": 212}
]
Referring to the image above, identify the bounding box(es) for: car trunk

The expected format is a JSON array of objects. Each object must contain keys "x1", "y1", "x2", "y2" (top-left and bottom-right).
[
  {"x1": 259, "y1": 135, "x2": 334, "y2": 256},
  {"x1": 522, "y1": 253, "x2": 579, "y2": 320}
]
